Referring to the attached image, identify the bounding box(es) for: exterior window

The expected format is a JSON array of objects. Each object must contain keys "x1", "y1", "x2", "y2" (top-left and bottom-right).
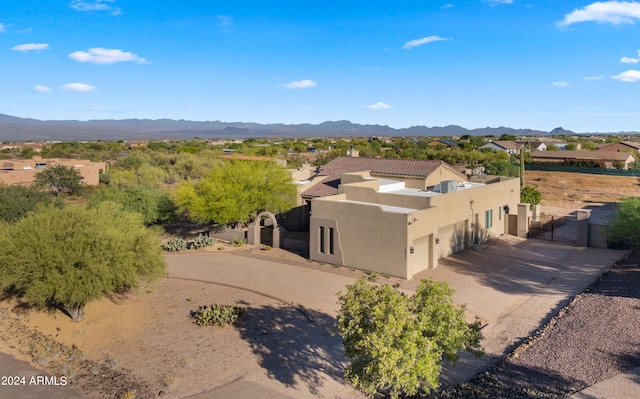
[
  {"x1": 485, "y1": 209, "x2": 493, "y2": 228},
  {"x1": 329, "y1": 228, "x2": 334, "y2": 255},
  {"x1": 498, "y1": 206, "x2": 502, "y2": 221},
  {"x1": 319, "y1": 226, "x2": 325, "y2": 253}
]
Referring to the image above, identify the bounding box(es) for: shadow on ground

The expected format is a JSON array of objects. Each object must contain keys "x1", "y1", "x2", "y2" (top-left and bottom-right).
[
  {"x1": 438, "y1": 238, "x2": 625, "y2": 297},
  {"x1": 236, "y1": 303, "x2": 347, "y2": 395}
]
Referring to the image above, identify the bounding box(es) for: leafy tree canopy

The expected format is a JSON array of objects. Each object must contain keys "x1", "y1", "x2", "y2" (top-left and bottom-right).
[
  {"x1": 337, "y1": 278, "x2": 483, "y2": 398},
  {"x1": 174, "y1": 160, "x2": 297, "y2": 225},
  {"x1": 0, "y1": 184, "x2": 63, "y2": 222},
  {"x1": 521, "y1": 185, "x2": 541, "y2": 209},
  {"x1": 88, "y1": 185, "x2": 176, "y2": 225},
  {"x1": 609, "y1": 197, "x2": 640, "y2": 248},
  {"x1": 0, "y1": 202, "x2": 166, "y2": 321},
  {"x1": 33, "y1": 164, "x2": 84, "y2": 196}
]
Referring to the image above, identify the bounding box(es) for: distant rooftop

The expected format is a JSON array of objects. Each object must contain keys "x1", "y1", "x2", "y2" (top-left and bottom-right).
[{"x1": 302, "y1": 157, "x2": 451, "y2": 198}]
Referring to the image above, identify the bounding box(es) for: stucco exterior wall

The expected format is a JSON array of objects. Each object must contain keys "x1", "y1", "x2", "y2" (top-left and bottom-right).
[
  {"x1": 310, "y1": 196, "x2": 410, "y2": 277},
  {"x1": 0, "y1": 157, "x2": 105, "y2": 186}
]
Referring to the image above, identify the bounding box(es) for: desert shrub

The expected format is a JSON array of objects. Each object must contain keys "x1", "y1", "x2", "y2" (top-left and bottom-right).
[
  {"x1": 0, "y1": 184, "x2": 63, "y2": 222},
  {"x1": 337, "y1": 278, "x2": 483, "y2": 398},
  {"x1": 0, "y1": 202, "x2": 166, "y2": 322},
  {"x1": 163, "y1": 238, "x2": 188, "y2": 252},
  {"x1": 609, "y1": 197, "x2": 640, "y2": 248},
  {"x1": 190, "y1": 304, "x2": 245, "y2": 326},
  {"x1": 192, "y1": 233, "x2": 214, "y2": 249},
  {"x1": 120, "y1": 389, "x2": 137, "y2": 399},
  {"x1": 232, "y1": 235, "x2": 247, "y2": 247}
]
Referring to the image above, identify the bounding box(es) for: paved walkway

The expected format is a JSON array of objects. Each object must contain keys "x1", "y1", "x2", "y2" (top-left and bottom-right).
[{"x1": 569, "y1": 367, "x2": 640, "y2": 399}]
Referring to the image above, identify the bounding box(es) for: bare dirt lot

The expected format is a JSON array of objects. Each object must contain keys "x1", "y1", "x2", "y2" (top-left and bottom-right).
[
  {"x1": 0, "y1": 171, "x2": 639, "y2": 399},
  {"x1": 525, "y1": 170, "x2": 640, "y2": 215}
]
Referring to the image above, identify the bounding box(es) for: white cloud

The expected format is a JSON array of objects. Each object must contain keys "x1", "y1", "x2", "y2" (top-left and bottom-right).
[
  {"x1": 621, "y1": 56, "x2": 640, "y2": 63},
  {"x1": 69, "y1": 48, "x2": 147, "y2": 64},
  {"x1": 281, "y1": 79, "x2": 317, "y2": 89},
  {"x1": 611, "y1": 69, "x2": 640, "y2": 81},
  {"x1": 0, "y1": 23, "x2": 6, "y2": 33},
  {"x1": 583, "y1": 75, "x2": 604, "y2": 80},
  {"x1": 484, "y1": 0, "x2": 513, "y2": 5},
  {"x1": 403, "y1": 36, "x2": 448, "y2": 49},
  {"x1": 11, "y1": 43, "x2": 49, "y2": 52},
  {"x1": 33, "y1": 85, "x2": 52, "y2": 93},
  {"x1": 217, "y1": 15, "x2": 233, "y2": 28},
  {"x1": 366, "y1": 102, "x2": 393, "y2": 110},
  {"x1": 70, "y1": 0, "x2": 121, "y2": 15},
  {"x1": 61, "y1": 83, "x2": 97, "y2": 92},
  {"x1": 559, "y1": 1, "x2": 640, "y2": 26},
  {"x1": 553, "y1": 81, "x2": 569, "y2": 87}
]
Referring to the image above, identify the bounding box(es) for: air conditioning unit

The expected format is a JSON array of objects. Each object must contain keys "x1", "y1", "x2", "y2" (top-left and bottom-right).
[{"x1": 440, "y1": 180, "x2": 458, "y2": 194}]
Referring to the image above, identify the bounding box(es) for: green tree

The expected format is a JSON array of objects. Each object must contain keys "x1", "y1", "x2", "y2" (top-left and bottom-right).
[
  {"x1": 34, "y1": 165, "x2": 84, "y2": 196},
  {"x1": 0, "y1": 184, "x2": 63, "y2": 222},
  {"x1": 88, "y1": 185, "x2": 176, "y2": 225},
  {"x1": 546, "y1": 144, "x2": 559, "y2": 151},
  {"x1": 337, "y1": 278, "x2": 483, "y2": 398},
  {"x1": 175, "y1": 160, "x2": 297, "y2": 225},
  {"x1": 0, "y1": 202, "x2": 166, "y2": 322},
  {"x1": 609, "y1": 197, "x2": 640, "y2": 248},
  {"x1": 521, "y1": 185, "x2": 541, "y2": 209}
]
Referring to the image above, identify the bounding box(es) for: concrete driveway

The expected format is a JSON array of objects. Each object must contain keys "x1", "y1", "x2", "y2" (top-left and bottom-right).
[
  {"x1": 167, "y1": 236, "x2": 627, "y2": 390},
  {"x1": 404, "y1": 235, "x2": 627, "y2": 385}
]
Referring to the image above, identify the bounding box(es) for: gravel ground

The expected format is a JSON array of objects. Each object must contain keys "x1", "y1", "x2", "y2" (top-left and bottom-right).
[{"x1": 422, "y1": 249, "x2": 640, "y2": 399}]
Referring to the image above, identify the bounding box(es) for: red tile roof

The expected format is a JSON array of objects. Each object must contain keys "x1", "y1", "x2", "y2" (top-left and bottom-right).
[{"x1": 302, "y1": 157, "x2": 450, "y2": 198}]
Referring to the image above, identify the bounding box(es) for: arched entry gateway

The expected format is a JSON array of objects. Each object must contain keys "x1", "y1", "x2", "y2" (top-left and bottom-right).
[{"x1": 247, "y1": 212, "x2": 283, "y2": 248}]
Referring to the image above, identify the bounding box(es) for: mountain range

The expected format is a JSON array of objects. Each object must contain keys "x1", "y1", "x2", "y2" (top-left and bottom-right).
[{"x1": 0, "y1": 113, "x2": 624, "y2": 142}]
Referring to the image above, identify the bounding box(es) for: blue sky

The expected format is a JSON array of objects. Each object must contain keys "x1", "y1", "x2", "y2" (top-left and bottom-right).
[{"x1": 2, "y1": 1, "x2": 640, "y2": 133}]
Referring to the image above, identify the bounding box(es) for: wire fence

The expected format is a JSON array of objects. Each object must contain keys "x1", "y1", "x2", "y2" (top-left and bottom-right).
[{"x1": 525, "y1": 164, "x2": 640, "y2": 177}]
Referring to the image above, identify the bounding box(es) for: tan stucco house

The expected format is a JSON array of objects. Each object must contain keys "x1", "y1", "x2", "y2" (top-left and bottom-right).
[
  {"x1": 0, "y1": 156, "x2": 106, "y2": 186},
  {"x1": 305, "y1": 157, "x2": 522, "y2": 279}
]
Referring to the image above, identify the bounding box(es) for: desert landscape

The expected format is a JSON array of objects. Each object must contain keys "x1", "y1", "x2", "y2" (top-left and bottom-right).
[{"x1": 1, "y1": 170, "x2": 639, "y2": 399}]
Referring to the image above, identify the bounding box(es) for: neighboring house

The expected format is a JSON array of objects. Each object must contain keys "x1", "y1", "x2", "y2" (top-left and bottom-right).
[
  {"x1": 301, "y1": 157, "x2": 467, "y2": 200},
  {"x1": 596, "y1": 141, "x2": 640, "y2": 154},
  {"x1": 538, "y1": 137, "x2": 575, "y2": 150},
  {"x1": 516, "y1": 141, "x2": 547, "y2": 151},
  {"x1": 530, "y1": 150, "x2": 635, "y2": 169},
  {"x1": 304, "y1": 157, "x2": 523, "y2": 278},
  {"x1": 479, "y1": 140, "x2": 523, "y2": 154},
  {"x1": 427, "y1": 139, "x2": 459, "y2": 150},
  {"x1": 0, "y1": 156, "x2": 106, "y2": 186}
]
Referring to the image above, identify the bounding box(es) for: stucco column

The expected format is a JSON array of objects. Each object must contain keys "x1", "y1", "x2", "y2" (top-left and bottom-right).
[
  {"x1": 429, "y1": 233, "x2": 439, "y2": 269},
  {"x1": 517, "y1": 203, "x2": 531, "y2": 238},
  {"x1": 247, "y1": 223, "x2": 259, "y2": 245},
  {"x1": 576, "y1": 209, "x2": 591, "y2": 247},
  {"x1": 273, "y1": 227, "x2": 281, "y2": 249}
]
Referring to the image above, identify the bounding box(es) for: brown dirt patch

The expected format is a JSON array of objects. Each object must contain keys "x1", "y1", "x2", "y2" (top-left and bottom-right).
[
  {"x1": 0, "y1": 276, "x2": 348, "y2": 399},
  {"x1": 525, "y1": 170, "x2": 640, "y2": 214}
]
